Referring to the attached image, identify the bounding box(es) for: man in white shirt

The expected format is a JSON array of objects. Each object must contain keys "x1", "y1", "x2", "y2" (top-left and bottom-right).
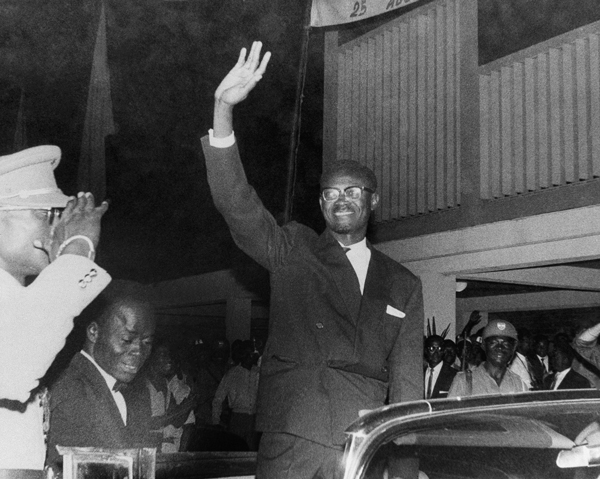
[
  {"x1": 0, "y1": 145, "x2": 110, "y2": 476},
  {"x1": 145, "y1": 343, "x2": 197, "y2": 453},
  {"x1": 213, "y1": 340, "x2": 260, "y2": 450},
  {"x1": 47, "y1": 290, "x2": 156, "y2": 471},
  {"x1": 508, "y1": 327, "x2": 534, "y2": 390}
]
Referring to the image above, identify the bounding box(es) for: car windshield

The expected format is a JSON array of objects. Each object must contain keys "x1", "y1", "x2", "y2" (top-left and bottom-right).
[{"x1": 356, "y1": 394, "x2": 600, "y2": 479}]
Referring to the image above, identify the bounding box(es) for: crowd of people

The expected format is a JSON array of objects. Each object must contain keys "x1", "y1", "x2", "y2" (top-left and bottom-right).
[
  {"x1": 424, "y1": 316, "x2": 598, "y2": 401},
  {"x1": 2, "y1": 39, "x2": 600, "y2": 479},
  {"x1": 40, "y1": 288, "x2": 264, "y2": 471}
]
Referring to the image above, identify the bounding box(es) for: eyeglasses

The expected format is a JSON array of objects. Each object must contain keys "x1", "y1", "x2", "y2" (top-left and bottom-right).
[
  {"x1": 426, "y1": 346, "x2": 443, "y2": 353},
  {"x1": 44, "y1": 208, "x2": 64, "y2": 225},
  {"x1": 321, "y1": 186, "x2": 374, "y2": 202},
  {"x1": 0, "y1": 206, "x2": 64, "y2": 225}
]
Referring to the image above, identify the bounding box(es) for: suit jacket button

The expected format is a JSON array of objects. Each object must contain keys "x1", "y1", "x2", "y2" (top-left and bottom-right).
[
  {"x1": 316, "y1": 322, "x2": 324, "y2": 329},
  {"x1": 381, "y1": 366, "x2": 388, "y2": 373}
]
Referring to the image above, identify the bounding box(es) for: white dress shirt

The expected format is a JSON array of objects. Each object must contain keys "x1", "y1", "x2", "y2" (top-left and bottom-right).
[
  {"x1": 424, "y1": 361, "x2": 443, "y2": 398},
  {"x1": 80, "y1": 350, "x2": 127, "y2": 425},
  {"x1": 342, "y1": 239, "x2": 371, "y2": 294},
  {"x1": 538, "y1": 354, "x2": 549, "y2": 373},
  {"x1": 552, "y1": 368, "x2": 570, "y2": 390},
  {"x1": 509, "y1": 351, "x2": 533, "y2": 390}
]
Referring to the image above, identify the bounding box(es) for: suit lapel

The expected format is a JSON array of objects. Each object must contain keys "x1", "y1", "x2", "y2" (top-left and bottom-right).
[
  {"x1": 73, "y1": 353, "x2": 128, "y2": 438},
  {"x1": 357, "y1": 246, "x2": 390, "y2": 327},
  {"x1": 315, "y1": 231, "x2": 362, "y2": 324}
]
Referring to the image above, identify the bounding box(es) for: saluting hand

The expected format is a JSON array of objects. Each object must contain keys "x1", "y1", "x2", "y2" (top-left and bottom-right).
[
  {"x1": 215, "y1": 41, "x2": 271, "y2": 107},
  {"x1": 37, "y1": 192, "x2": 109, "y2": 262}
]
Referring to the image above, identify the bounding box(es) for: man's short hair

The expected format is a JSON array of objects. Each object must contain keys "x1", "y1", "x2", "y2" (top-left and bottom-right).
[
  {"x1": 320, "y1": 160, "x2": 378, "y2": 190},
  {"x1": 80, "y1": 283, "x2": 153, "y2": 330}
]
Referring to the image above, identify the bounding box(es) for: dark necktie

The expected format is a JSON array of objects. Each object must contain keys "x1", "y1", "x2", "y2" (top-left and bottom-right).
[{"x1": 426, "y1": 368, "x2": 434, "y2": 398}]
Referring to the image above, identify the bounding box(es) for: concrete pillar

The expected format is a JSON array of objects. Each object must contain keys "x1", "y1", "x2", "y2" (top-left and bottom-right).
[
  {"x1": 225, "y1": 297, "x2": 252, "y2": 343},
  {"x1": 419, "y1": 272, "x2": 457, "y2": 340}
]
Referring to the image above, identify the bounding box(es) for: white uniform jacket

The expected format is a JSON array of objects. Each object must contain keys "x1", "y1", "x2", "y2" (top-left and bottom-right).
[{"x1": 0, "y1": 255, "x2": 111, "y2": 470}]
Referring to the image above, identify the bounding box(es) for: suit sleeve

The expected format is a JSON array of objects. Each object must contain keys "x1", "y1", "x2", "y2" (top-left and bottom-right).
[
  {"x1": 0, "y1": 255, "x2": 110, "y2": 402},
  {"x1": 572, "y1": 337, "x2": 600, "y2": 370},
  {"x1": 388, "y1": 278, "x2": 424, "y2": 404},
  {"x1": 201, "y1": 136, "x2": 292, "y2": 272}
]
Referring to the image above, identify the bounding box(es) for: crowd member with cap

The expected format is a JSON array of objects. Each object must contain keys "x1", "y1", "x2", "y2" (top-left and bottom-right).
[
  {"x1": 201, "y1": 41, "x2": 424, "y2": 479},
  {"x1": 448, "y1": 319, "x2": 527, "y2": 398},
  {"x1": 0, "y1": 145, "x2": 110, "y2": 476},
  {"x1": 424, "y1": 335, "x2": 457, "y2": 399},
  {"x1": 46, "y1": 288, "x2": 156, "y2": 471}
]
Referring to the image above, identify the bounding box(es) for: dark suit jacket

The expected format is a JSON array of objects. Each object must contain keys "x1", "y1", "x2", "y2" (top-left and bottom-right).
[
  {"x1": 47, "y1": 353, "x2": 149, "y2": 469},
  {"x1": 202, "y1": 139, "x2": 424, "y2": 447},
  {"x1": 426, "y1": 362, "x2": 457, "y2": 399},
  {"x1": 544, "y1": 368, "x2": 592, "y2": 390}
]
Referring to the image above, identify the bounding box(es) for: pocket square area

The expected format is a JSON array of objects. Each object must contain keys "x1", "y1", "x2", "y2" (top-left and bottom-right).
[{"x1": 386, "y1": 305, "x2": 406, "y2": 318}]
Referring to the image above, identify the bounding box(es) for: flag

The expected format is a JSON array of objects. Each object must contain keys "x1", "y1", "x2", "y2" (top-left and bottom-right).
[
  {"x1": 78, "y1": 1, "x2": 115, "y2": 200},
  {"x1": 310, "y1": 0, "x2": 422, "y2": 27}
]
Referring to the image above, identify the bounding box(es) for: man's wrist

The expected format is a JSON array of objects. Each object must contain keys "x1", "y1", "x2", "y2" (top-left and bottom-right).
[
  {"x1": 213, "y1": 99, "x2": 234, "y2": 138},
  {"x1": 56, "y1": 235, "x2": 96, "y2": 261}
]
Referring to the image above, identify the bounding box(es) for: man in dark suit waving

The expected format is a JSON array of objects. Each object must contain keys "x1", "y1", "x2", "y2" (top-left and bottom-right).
[{"x1": 201, "y1": 42, "x2": 424, "y2": 479}]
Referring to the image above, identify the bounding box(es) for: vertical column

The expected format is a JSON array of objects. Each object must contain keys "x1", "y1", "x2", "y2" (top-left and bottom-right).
[
  {"x1": 225, "y1": 297, "x2": 252, "y2": 343},
  {"x1": 419, "y1": 272, "x2": 456, "y2": 340}
]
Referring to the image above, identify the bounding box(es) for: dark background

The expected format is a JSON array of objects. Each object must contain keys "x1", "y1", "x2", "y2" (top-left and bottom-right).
[{"x1": 1, "y1": 0, "x2": 599, "y2": 283}]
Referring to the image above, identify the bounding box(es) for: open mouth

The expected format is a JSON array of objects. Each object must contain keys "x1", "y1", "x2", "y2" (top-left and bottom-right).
[
  {"x1": 334, "y1": 209, "x2": 354, "y2": 216},
  {"x1": 121, "y1": 363, "x2": 139, "y2": 374}
]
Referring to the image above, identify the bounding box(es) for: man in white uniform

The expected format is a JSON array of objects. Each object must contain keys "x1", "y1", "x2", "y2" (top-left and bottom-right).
[{"x1": 0, "y1": 145, "x2": 111, "y2": 477}]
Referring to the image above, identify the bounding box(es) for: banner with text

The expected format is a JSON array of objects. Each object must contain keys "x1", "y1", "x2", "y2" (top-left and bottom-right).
[{"x1": 310, "y1": 0, "x2": 421, "y2": 27}]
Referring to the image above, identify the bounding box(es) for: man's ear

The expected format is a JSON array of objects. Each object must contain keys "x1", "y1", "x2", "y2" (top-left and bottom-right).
[
  {"x1": 87, "y1": 321, "x2": 99, "y2": 344},
  {"x1": 370, "y1": 192, "x2": 380, "y2": 210}
]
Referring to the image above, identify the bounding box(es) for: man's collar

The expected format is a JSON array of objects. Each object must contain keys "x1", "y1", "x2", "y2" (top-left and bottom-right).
[
  {"x1": 339, "y1": 238, "x2": 368, "y2": 252},
  {"x1": 429, "y1": 361, "x2": 443, "y2": 372},
  {"x1": 80, "y1": 350, "x2": 118, "y2": 391}
]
